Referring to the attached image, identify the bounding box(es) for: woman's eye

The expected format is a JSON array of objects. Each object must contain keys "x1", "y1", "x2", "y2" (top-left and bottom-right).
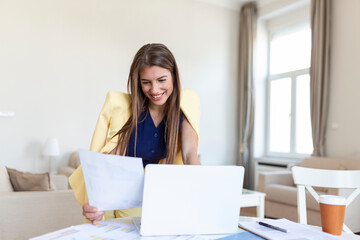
[
  {"x1": 142, "y1": 81, "x2": 150, "y2": 85},
  {"x1": 159, "y1": 79, "x2": 166, "y2": 82}
]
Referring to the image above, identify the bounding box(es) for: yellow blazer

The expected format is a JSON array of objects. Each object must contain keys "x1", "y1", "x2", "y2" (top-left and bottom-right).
[{"x1": 69, "y1": 89, "x2": 200, "y2": 218}]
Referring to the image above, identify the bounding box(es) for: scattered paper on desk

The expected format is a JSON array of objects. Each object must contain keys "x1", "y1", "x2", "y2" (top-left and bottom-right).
[
  {"x1": 79, "y1": 148, "x2": 144, "y2": 211},
  {"x1": 30, "y1": 220, "x2": 210, "y2": 240},
  {"x1": 29, "y1": 221, "x2": 138, "y2": 240},
  {"x1": 238, "y1": 218, "x2": 343, "y2": 240}
]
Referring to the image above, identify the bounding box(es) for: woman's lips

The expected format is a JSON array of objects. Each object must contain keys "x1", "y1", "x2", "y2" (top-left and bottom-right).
[{"x1": 150, "y1": 92, "x2": 165, "y2": 101}]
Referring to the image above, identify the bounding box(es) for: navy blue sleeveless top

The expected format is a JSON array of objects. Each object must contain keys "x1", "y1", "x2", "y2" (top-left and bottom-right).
[{"x1": 127, "y1": 110, "x2": 183, "y2": 167}]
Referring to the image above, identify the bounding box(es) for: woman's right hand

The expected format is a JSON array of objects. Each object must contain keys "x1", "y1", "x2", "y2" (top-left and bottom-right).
[{"x1": 82, "y1": 203, "x2": 105, "y2": 224}]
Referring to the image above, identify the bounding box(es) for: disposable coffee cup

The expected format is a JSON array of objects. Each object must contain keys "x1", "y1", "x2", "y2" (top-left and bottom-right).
[{"x1": 319, "y1": 195, "x2": 346, "y2": 235}]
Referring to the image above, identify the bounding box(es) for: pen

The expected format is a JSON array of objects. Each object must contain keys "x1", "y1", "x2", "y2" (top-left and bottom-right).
[{"x1": 257, "y1": 221, "x2": 288, "y2": 233}]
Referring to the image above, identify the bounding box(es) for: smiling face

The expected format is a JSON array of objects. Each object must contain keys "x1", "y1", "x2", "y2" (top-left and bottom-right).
[{"x1": 140, "y1": 65, "x2": 174, "y2": 110}]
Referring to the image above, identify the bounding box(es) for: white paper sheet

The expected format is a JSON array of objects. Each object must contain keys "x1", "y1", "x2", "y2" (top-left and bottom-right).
[
  {"x1": 78, "y1": 148, "x2": 144, "y2": 211},
  {"x1": 239, "y1": 218, "x2": 344, "y2": 240},
  {"x1": 29, "y1": 220, "x2": 209, "y2": 240}
]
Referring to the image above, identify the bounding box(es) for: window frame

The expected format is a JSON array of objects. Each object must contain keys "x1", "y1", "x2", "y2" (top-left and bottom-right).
[{"x1": 264, "y1": 25, "x2": 312, "y2": 159}]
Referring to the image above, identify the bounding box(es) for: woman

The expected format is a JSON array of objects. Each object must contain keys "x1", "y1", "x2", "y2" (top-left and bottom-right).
[{"x1": 69, "y1": 43, "x2": 201, "y2": 224}]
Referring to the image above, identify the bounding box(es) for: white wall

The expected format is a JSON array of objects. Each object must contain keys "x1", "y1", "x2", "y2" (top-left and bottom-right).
[
  {"x1": 326, "y1": 0, "x2": 360, "y2": 158},
  {"x1": 0, "y1": 0, "x2": 240, "y2": 172}
]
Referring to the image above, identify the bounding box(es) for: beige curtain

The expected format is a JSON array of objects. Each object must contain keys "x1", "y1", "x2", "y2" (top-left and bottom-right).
[
  {"x1": 237, "y1": 2, "x2": 256, "y2": 189},
  {"x1": 310, "y1": 0, "x2": 331, "y2": 157}
]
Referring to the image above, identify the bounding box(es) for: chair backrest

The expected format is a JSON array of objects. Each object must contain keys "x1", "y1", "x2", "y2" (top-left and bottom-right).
[{"x1": 292, "y1": 166, "x2": 360, "y2": 234}]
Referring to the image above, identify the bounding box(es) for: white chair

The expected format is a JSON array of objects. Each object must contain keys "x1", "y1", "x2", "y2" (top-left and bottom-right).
[{"x1": 292, "y1": 166, "x2": 360, "y2": 234}]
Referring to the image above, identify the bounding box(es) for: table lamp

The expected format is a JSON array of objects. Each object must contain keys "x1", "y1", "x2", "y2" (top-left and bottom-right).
[{"x1": 42, "y1": 138, "x2": 60, "y2": 174}]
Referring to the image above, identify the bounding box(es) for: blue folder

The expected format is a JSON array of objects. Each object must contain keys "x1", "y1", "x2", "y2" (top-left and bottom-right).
[{"x1": 215, "y1": 231, "x2": 266, "y2": 240}]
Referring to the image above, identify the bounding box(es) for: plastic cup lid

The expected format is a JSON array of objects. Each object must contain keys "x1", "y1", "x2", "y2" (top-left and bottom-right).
[{"x1": 319, "y1": 195, "x2": 346, "y2": 205}]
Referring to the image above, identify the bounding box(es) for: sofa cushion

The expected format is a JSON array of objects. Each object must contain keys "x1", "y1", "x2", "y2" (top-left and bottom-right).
[
  {"x1": 264, "y1": 184, "x2": 324, "y2": 211},
  {"x1": 50, "y1": 174, "x2": 68, "y2": 190},
  {"x1": 6, "y1": 168, "x2": 55, "y2": 191},
  {"x1": 301, "y1": 157, "x2": 360, "y2": 170},
  {"x1": 0, "y1": 164, "x2": 14, "y2": 192},
  {"x1": 69, "y1": 151, "x2": 80, "y2": 169}
]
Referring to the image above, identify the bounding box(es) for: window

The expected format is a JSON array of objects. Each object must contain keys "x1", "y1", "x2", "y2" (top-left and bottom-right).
[{"x1": 266, "y1": 27, "x2": 313, "y2": 158}]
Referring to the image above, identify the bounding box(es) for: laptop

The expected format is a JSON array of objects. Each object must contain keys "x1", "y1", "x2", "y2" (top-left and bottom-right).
[{"x1": 133, "y1": 164, "x2": 244, "y2": 236}]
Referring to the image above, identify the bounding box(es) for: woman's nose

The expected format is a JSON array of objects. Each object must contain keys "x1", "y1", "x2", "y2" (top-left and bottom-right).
[{"x1": 151, "y1": 83, "x2": 159, "y2": 93}]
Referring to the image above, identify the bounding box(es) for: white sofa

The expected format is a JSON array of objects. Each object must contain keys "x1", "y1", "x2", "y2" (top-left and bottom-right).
[
  {"x1": 258, "y1": 157, "x2": 360, "y2": 233},
  {"x1": 0, "y1": 165, "x2": 84, "y2": 240}
]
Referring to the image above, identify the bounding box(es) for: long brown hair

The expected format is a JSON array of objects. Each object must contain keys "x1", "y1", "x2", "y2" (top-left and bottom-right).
[{"x1": 114, "y1": 43, "x2": 181, "y2": 164}]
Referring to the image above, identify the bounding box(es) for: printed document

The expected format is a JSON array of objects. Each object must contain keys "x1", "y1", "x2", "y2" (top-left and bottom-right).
[{"x1": 78, "y1": 148, "x2": 144, "y2": 211}]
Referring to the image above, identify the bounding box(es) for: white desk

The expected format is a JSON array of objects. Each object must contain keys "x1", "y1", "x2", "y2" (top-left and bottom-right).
[
  {"x1": 241, "y1": 189, "x2": 266, "y2": 218},
  {"x1": 31, "y1": 216, "x2": 360, "y2": 240},
  {"x1": 110, "y1": 216, "x2": 360, "y2": 240}
]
